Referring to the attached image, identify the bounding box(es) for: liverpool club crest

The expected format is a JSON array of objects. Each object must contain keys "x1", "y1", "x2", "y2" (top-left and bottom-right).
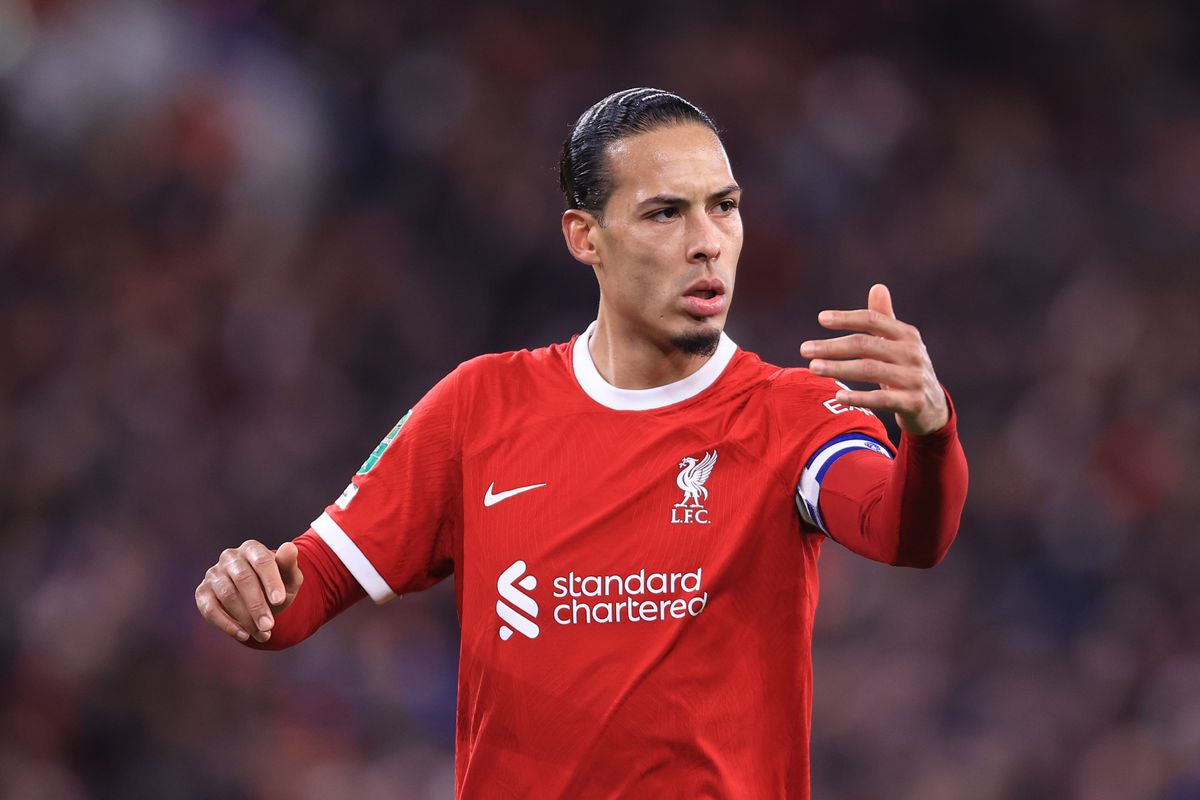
[{"x1": 672, "y1": 450, "x2": 717, "y2": 525}]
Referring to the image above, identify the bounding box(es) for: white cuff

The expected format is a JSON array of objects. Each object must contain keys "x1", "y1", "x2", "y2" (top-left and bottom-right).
[{"x1": 311, "y1": 512, "x2": 398, "y2": 604}]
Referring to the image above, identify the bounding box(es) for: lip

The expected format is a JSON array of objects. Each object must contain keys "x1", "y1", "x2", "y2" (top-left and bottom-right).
[{"x1": 681, "y1": 278, "x2": 728, "y2": 318}]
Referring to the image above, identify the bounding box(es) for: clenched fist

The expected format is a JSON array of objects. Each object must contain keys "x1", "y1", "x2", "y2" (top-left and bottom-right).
[{"x1": 195, "y1": 540, "x2": 303, "y2": 643}]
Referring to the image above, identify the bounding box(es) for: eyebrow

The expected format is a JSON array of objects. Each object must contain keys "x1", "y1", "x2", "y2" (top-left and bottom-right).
[{"x1": 637, "y1": 184, "x2": 742, "y2": 208}]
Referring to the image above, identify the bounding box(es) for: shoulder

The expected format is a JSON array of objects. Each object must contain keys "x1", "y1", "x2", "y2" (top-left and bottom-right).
[
  {"x1": 731, "y1": 352, "x2": 874, "y2": 430},
  {"x1": 766, "y1": 364, "x2": 843, "y2": 400},
  {"x1": 411, "y1": 339, "x2": 574, "y2": 440},
  {"x1": 430, "y1": 338, "x2": 575, "y2": 413},
  {"x1": 449, "y1": 339, "x2": 573, "y2": 385},
  {"x1": 730, "y1": 349, "x2": 844, "y2": 406}
]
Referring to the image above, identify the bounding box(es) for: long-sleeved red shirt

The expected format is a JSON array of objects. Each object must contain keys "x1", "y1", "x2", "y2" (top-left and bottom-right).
[
  {"x1": 262, "y1": 394, "x2": 966, "y2": 647},
  {"x1": 249, "y1": 330, "x2": 968, "y2": 798}
]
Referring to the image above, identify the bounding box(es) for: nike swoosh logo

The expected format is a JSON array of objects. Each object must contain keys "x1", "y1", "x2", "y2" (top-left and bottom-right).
[{"x1": 484, "y1": 482, "x2": 547, "y2": 507}]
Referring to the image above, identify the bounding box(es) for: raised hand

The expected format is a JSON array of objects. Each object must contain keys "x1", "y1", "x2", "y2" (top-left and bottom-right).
[
  {"x1": 195, "y1": 540, "x2": 304, "y2": 643},
  {"x1": 799, "y1": 283, "x2": 949, "y2": 436}
]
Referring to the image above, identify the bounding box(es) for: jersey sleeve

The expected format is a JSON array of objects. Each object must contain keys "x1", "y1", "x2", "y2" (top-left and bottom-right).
[
  {"x1": 817, "y1": 391, "x2": 967, "y2": 567},
  {"x1": 309, "y1": 367, "x2": 465, "y2": 604},
  {"x1": 246, "y1": 530, "x2": 366, "y2": 650},
  {"x1": 768, "y1": 370, "x2": 897, "y2": 537}
]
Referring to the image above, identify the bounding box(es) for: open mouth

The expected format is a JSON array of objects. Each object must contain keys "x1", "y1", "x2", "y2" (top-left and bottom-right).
[
  {"x1": 681, "y1": 280, "x2": 727, "y2": 317},
  {"x1": 683, "y1": 279, "x2": 725, "y2": 298}
]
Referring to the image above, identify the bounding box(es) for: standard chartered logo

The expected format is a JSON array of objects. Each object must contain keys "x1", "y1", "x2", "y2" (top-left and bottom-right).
[
  {"x1": 496, "y1": 560, "x2": 708, "y2": 641},
  {"x1": 497, "y1": 560, "x2": 540, "y2": 641}
]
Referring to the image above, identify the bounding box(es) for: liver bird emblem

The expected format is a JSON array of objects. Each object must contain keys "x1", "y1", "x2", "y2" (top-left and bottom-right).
[{"x1": 676, "y1": 450, "x2": 718, "y2": 508}]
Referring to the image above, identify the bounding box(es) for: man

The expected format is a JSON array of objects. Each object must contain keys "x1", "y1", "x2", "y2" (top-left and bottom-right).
[{"x1": 196, "y1": 88, "x2": 968, "y2": 798}]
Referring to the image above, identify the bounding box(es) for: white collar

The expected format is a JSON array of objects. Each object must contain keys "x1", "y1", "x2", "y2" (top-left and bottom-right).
[{"x1": 571, "y1": 321, "x2": 738, "y2": 411}]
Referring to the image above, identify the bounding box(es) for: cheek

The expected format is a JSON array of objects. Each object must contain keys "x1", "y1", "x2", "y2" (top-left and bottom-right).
[
  {"x1": 600, "y1": 226, "x2": 686, "y2": 311},
  {"x1": 613, "y1": 238, "x2": 671, "y2": 293},
  {"x1": 723, "y1": 218, "x2": 744, "y2": 250}
]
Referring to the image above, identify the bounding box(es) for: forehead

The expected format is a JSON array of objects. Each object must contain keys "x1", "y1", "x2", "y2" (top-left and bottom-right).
[{"x1": 604, "y1": 123, "x2": 734, "y2": 203}]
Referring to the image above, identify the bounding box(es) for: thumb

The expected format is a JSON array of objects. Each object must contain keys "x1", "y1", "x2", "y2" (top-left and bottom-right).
[
  {"x1": 868, "y1": 283, "x2": 896, "y2": 320},
  {"x1": 275, "y1": 541, "x2": 304, "y2": 593}
]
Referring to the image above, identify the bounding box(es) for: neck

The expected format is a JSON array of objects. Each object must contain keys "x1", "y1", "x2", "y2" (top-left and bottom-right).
[{"x1": 587, "y1": 308, "x2": 714, "y2": 389}]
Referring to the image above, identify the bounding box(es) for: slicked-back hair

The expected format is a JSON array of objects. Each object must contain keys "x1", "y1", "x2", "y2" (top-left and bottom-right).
[{"x1": 559, "y1": 88, "x2": 721, "y2": 223}]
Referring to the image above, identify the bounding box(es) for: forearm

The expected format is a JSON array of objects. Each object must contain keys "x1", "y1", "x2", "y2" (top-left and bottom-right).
[
  {"x1": 818, "y1": 394, "x2": 968, "y2": 567},
  {"x1": 245, "y1": 531, "x2": 366, "y2": 650}
]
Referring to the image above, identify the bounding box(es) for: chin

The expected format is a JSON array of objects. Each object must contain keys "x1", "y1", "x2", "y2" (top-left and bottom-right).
[{"x1": 670, "y1": 324, "x2": 722, "y2": 357}]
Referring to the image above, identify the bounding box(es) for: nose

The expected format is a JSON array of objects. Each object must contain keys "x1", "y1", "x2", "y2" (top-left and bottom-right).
[{"x1": 686, "y1": 212, "x2": 721, "y2": 265}]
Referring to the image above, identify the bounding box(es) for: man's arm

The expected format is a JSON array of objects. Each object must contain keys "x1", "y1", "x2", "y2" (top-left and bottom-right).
[
  {"x1": 814, "y1": 393, "x2": 967, "y2": 566},
  {"x1": 194, "y1": 532, "x2": 364, "y2": 647},
  {"x1": 194, "y1": 365, "x2": 468, "y2": 648},
  {"x1": 796, "y1": 283, "x2": 968, "y2": 565}
]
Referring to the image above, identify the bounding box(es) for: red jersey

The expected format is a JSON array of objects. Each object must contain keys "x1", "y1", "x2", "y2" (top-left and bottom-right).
[{"x1": 305, "y1": 323, "x2": 950, "y2": 798}]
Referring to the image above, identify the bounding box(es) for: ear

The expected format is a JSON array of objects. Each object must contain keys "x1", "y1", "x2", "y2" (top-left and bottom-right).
[{"x1": 561, "y1": 209, "x2": 603, "y2": 267}]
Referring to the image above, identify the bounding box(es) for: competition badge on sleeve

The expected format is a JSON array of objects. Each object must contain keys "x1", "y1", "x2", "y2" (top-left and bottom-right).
[{"x1": 335, "y1": 410, "x2": 412, "y2": 510}]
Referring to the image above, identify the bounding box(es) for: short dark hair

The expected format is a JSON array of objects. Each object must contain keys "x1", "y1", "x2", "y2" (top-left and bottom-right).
[{"x1": 559, "y1": 88, "x2": 721, "y2": 221}]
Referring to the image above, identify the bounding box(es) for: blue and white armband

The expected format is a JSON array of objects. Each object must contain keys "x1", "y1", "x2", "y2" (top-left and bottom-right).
[{"x1": 795, "y1": 433, "x2": 894, "y2": 536}]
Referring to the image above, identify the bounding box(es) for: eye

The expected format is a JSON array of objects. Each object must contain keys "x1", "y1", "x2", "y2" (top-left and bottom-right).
[
  {"x1": 649, "y1": 207, "x2": 680, "y2": 221},
  {"x1": 715, "y1": 199, "x2": 739, "y2": 214}
]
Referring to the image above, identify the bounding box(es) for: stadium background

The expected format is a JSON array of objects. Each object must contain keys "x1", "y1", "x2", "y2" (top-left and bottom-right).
[{"x1": 2, "y1": 0, "x2": 1198, "y2": 797}]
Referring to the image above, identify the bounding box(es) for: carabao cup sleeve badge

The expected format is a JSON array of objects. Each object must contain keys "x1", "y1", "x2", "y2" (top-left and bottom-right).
[{"x1": 356, "y1": 410, "x2": 412, "y2": 475}]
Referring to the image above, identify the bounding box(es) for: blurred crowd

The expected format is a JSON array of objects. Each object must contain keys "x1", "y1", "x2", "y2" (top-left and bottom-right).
[{"x1": 2, "y1": 0, "x2": 1198, "y2": 797}]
